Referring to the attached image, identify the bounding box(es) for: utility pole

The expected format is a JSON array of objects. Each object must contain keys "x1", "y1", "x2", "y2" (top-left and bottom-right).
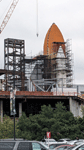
[{"x1": 13, "y1": 89, "x2": 16, "y2": 140}]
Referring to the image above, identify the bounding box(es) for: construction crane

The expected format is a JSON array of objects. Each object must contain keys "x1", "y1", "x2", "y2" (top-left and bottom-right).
[
  {"x1": 0, "y1": 0, "x2": 19, "y2": 34},
  {"x1": 0, "y1": 0, "x2": 39, "y2": 36}
]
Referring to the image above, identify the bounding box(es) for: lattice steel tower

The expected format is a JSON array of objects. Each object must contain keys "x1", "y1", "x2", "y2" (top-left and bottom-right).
[{"x1": 4, "y1": 38, "x2": 25, "y2": 91}]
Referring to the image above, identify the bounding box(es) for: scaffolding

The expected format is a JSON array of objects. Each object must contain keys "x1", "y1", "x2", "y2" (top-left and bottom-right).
[
  {"x1": 3, "y1": 38, "x2": 73, "y2": 92},
  {"x1": 4, "y1": 38, "x2": 25, "y2": 91},
  {"x1": 47, "y1": 40, "x2": 73, "y2": 88},
  {"x1": 65, "y1": 39, "x2": 73, "y2": 87},
  {"x1": 19, "y1": 39, "x2": 73, "y2": 91}
]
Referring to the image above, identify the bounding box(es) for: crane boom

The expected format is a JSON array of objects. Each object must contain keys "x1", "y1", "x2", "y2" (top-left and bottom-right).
[{"x1": 0, "y1": 0, "x2": 19, "y2": 34}]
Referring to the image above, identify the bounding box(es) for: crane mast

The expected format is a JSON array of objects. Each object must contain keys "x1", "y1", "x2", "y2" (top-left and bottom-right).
[{"x1": 0, "y1": 0, "x2": 19, "y2": 33}]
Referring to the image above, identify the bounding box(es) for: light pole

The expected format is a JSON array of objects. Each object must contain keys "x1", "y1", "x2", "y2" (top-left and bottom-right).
[{"x1": 10, "y1": 87, "x2": 16, "y2": 140}]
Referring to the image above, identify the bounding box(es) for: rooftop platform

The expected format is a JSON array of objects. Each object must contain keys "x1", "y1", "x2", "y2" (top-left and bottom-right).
[{"x1": 0, "y1": 91, "x2": 84, "y2": 101}]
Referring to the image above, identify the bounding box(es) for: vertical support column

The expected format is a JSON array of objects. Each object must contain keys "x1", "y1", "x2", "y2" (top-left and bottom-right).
[
  {"x1": 79, "y1": 103, "x2": 83, "y2": 118},
  {"x1": 29, "y1": 78, "x2": 31, "y2": 91},
  {"x1": 0, "y1": 100, "x2": 3, "y2": 123},
  {"x1": 62, "y1": 78, "x2": 63, "y2": 93},
  {"x1": 69, "y1": 97, "x2": 79, "y2": 117},
  {"x1": 19, "y1": 103, "x2": 22, "y2": 118},
  {"x1": 69, "y1": 97, "x2": 72, "y2": 113},
  {"x1": 56, "y1": 83, "x2": 57, "y2": 95},
  {"x1": 77, "y1": 85, "x2": 78, "y2": 96}
]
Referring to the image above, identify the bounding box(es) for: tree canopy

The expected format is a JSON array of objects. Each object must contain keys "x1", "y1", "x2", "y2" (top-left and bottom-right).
[
  {"x1": 16, "y1": 102, "x2": 84, "y2": 140},
  {"x1": 1, "y1": 102, "x2": 84, "y2": 140}
]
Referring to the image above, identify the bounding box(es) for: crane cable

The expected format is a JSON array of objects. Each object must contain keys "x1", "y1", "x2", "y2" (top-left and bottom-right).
[{"x1": 36, "y1": 0, "x2": 39, "y2": 37}]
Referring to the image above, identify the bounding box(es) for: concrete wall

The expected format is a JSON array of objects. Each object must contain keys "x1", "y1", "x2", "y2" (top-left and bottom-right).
[{"x1": 69, "y1": 97, "x2": 83, "y2": 117}]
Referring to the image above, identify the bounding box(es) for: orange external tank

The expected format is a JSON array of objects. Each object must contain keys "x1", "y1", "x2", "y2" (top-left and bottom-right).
[{"x1": 43, "y1": 23, "x2": 65, "y2": 56}]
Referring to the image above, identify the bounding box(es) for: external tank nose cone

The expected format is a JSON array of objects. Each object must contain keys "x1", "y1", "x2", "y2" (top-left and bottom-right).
[{"x1": 43, "y1": 23, "x2": 65, "y2": 56}]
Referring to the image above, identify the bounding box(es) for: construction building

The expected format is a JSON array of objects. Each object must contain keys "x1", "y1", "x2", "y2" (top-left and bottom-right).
[
  {"x1": 3, "y1": 23, "x2": 73, "y2": 92},
  {"x1": 0, "y1": 23, "x2": 84, "y2": 122}
]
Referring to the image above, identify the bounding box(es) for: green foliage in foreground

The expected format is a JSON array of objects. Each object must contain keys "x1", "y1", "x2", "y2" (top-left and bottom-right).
[
  {"x1": 0, "y1": 115, "x2": 19, "y2": 139},
  {"x1": 1, "y1": 102, "x2": 84, "y2": 140}
]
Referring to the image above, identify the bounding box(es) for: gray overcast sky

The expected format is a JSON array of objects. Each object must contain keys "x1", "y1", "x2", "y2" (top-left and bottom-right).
[{"x1": 0, "y1": 0, "x2": 84, "y2": 85}]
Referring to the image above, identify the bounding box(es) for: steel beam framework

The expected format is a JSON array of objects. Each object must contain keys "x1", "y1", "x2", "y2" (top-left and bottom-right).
[{"x1": 4, "y1": 38, "x2": 25, "y2": 91}]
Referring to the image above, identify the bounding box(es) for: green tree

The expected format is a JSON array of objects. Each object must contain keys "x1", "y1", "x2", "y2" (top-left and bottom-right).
[
  {"x1": 17, "y1": 112, "x2": 31, "y2": 139},
  {"x1": 16, "y1": 102, "x2": 84, "y2": 140},
  {"x1": 0, "y1": 115, "x2": 19, "y2": 139}
]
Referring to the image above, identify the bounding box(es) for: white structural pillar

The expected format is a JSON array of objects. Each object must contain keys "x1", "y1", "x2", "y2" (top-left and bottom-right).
[
  {"x1": 79, "y1": 104, "x2": 83, "y2": 118},
  {"x1": 19, "y1": 103, "x2": 22, "y2": 118},
  {"x1": 69, "y1": 97, "x2": 81, "y2": 117},
  {"x1": 0, "y1": 100, "x2": 3, "y2": 123}
]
